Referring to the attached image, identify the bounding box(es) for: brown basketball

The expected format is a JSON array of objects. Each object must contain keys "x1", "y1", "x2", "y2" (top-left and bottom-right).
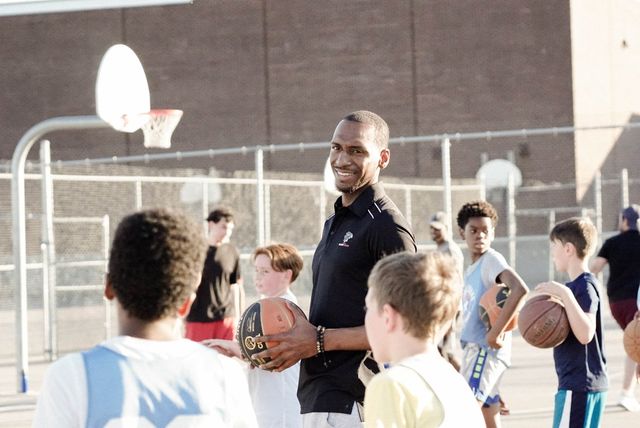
[
  {"x1": 236, "y1": 297, "x2": 305, "y2": 368},
  {"x1": 479, "y1": 284, "x2": 518, "y2": 331},
  {"x1": 623, "y1": 318, "x2": 640, "y2": 363},
  {"x1": 517, "y1": 294, "x2": 570, "y2": 348}
]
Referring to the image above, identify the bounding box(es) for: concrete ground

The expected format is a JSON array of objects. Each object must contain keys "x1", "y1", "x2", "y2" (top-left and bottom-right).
[{"x1": 1, "y1": 313, "x2": 639, "y2": 427}]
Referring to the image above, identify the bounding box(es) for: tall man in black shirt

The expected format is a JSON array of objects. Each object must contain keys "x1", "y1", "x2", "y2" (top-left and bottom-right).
[
  {"x1": 591, "y1": 205, "x2": 640, "y2": 411},
  {"x1": 255, "y1": 111, "x2": 416, "y2": 427}
]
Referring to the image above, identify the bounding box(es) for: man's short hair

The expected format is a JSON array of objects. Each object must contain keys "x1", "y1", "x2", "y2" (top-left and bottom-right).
[
  {"x1": 108, "y1": 208, "x2": 207, "y2": 321},
  {"x1": 367, "y1": 251, "x2": 460, "y2": 340},
  {"x1": 252, "y1": 243, "x2": 304, "y2": 283},
  {"x1": 206, "y1": 206, "x2": 234, "y2": 224},
  {"x1": 343, "y1": 110, "x2": 389, "y2": 149},
  {"x1": 456, "y1": 200, "x2": 499, "y2": 230},
  {"x1": 549, "y1": 216, "x2": 597, "y2": 260}
]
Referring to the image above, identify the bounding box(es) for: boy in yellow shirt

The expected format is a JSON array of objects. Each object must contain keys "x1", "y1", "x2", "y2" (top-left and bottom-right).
[{"x1": 363, "y1": 251, "x2": 483, "y2": 427}]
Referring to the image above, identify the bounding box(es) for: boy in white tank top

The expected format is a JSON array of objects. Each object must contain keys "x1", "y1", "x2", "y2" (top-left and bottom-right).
[{"x1": 363, "y1": 251, "x2": 483, "y2": 427}]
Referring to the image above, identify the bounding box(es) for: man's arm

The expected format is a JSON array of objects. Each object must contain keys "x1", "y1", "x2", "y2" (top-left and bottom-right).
[
  {"x1": 487, "y1": 268, "x2": 528, "y2": 349},
  {"x1": 589, "y1": 257, "x2": 608, "y2": 275}
]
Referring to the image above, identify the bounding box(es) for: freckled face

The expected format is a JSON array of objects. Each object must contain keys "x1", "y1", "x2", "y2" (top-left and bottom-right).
[
  {"x1": 550, "y1": 239, "x2": 569, "y2": 272},
  {"x1": 253, "y1": 254, "x2": 289, "y2": 298},
  {"x1": 364, "y1": 288, "x2": 389, "y2": 363}
]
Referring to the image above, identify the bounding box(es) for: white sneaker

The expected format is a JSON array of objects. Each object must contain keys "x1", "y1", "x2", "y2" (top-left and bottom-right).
[{"x1": 618, "y1": 394, "x2": 640, "y2": 412}]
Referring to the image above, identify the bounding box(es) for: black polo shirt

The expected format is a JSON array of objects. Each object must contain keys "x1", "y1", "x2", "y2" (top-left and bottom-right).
[
  {"x1": 298, "y1": 182, "x2": 416, "y2": 414},
  {"x1": 597, "y1": 229, "x2": 640, "y2": 302}
]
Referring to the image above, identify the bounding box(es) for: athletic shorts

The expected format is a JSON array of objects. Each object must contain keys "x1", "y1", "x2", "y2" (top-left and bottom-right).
[
  {"x1": 553, "y1": 390, "x2": 606, "y2": 428},
  {"x1": 609, "y1": 298, "x2": 638, "y2": 330},
  {"x1": 460, "y1": 343, "x2": 507, "y2": 406},
  {"x1": 302, "y1": 403, "x2": 363, "y2": 428},
  {"x1": 185, "y1": 318, "x2": 235, "y2": 341}
]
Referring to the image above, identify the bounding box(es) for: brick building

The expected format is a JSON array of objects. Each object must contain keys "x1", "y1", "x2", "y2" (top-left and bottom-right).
[{"x1": 1, "y1": 1, "x2": 639, "y2": 203}]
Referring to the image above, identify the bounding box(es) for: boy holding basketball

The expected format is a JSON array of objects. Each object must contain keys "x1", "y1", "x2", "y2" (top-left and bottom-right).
[
  {"x1": 205, "y1": 243, "x2": 304, "y2": 428},
  {"x1": 363, "y1": 251, "x2": 484, "y2": 427},
  {"x1": 456, "y1": 200, "x2": 529, "y2": 428},
  {"x1": 535, "y1": 217, "x2": 608, "y2": 427}
]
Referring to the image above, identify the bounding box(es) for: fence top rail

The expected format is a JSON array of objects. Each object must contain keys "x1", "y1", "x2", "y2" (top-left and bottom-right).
[
  {"x1": 34, "y1": 121, "x2": 640, "y2": 168},
  {"x1": 0, "y1": 172, "x2": 481, "y2": 192},
  {"x1": 516, "y1": 206, "x2": 595, "y2": 215}
]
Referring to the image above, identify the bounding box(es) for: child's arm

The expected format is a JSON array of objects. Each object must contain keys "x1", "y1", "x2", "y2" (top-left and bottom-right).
[
  {"x1": 202, "y1": 338, "x2": 243, "y2": 359},
  {"x1": 535, "y1": 281, "x2": 596, "y2": 344},
  {"x1": 487, "y1": 269, "x2": 528, "y2": 349}
]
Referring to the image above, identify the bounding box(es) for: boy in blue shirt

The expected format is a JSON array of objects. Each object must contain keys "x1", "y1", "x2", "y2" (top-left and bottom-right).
[
  {"x1": 536, "y1": 217, "x2": 608, "y2": 427},
  {"x1": 456, "y1": 200, "x2": 529, "y2": 428}
]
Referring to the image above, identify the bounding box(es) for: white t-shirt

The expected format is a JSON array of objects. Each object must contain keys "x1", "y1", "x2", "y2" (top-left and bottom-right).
[
  {"x1": 247, "y1": 289, "x2": 302, "y2": 428},
  {"x1": 32, "y1": 336, "x2": 258, "y2": 428}
]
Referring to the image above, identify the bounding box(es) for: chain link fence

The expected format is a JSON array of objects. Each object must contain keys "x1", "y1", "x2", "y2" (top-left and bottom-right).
[
  {"x1": 0, "y1": 163, "x2": 482, "y2": 368},
  {"x1": 2, "y1": 126, "x2": 639, "y2": 392}
]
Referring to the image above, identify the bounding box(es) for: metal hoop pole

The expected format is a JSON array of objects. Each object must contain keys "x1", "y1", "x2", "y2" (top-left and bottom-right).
[{"x1": 12, "y1": 115, "x2": 108, "y2": 393}]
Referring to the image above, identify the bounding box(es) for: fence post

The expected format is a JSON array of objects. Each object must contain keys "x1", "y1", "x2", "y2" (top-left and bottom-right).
[
  {"x1": 135, "y1": 180, "x2": 142, "y2": 210},
  {"x1": 265, "y1": 183, "x2": 271, "y2": 244},
  {"x1": 594, "y1": 171, "x2": 602, "y2": 236},
  {"x1": 255, "y1": 147, "x2": 265, "y2": 247},
  {"x1": 548, "y1": 210, "x2": 556, "y2": 282},
  {"x1": 101, "y1": 215, "x2": 111, "y2": 339},
  {"x1": 319, "y1": 184, "x2": 326, "y2": 240},
  {"x1": 621, "y1": 168, "x2": 629, "y2": 209},
  {"x1": 201, "y1": 180, "x2": 209, "y2": 228},
  {"x1": 507, "y1": 173, "x2": 516, "y2": 269},
  {"x1": 404, "y1": 187, "x2": 412, "y2": 227},
  {"x1": 40, "y1": 140, "x2": 57, "y2": 360},
  {"x1": 441, "y1": 137, "x2": 452, "y2": 230}
]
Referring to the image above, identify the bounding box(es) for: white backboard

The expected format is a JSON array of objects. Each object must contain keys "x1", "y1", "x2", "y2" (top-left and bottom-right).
[
  {"x1": 95, "y1": 44, "x2": 150, "y2": 133},
  {"x1": 0, "y1": 0, "x2": 191, "y2": 16},
  {"x1": 476, "y1": 159, "x2": 523, "y2": 190}
]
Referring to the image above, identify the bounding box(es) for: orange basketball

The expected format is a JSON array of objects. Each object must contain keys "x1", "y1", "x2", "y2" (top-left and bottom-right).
[
  {"x1": 517, "y1": 294, "x2": 570, "y2": 348},
  {"x1": 479, "y1": 284, "x2": 517, "y2": 331},
  {"x1": 623, "y1": 318, "x2": 640, "y2": 363},
  {"x1": 236, "y1": 297, "x2": 305, "y2": 368}
]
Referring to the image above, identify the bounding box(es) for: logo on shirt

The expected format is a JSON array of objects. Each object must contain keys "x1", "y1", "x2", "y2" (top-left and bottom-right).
[{"x1": 338, "y1": 231, "x2": 353, "y2": 247}]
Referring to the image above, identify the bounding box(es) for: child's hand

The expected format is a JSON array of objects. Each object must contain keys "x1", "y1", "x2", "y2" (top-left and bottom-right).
[
  {"x1": 534, "y1": 281, "x2": 568, "y2": 303},
  {"x1": 201, "y1": 338, "x2": 242, "y2": 359},
  {"x1": 486, "y1": 328, "x2": 505, "y2": 349}
]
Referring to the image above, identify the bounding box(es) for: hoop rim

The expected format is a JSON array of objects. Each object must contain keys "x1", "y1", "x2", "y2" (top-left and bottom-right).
[{"x1": 131, "y1": 108, "x2": 184, "y2": 119}]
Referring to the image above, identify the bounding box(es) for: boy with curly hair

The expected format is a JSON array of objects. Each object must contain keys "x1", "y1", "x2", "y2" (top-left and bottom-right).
[
  {"x1": 456, "y1": 200, "x2": 529, "y2": 428},
  {"x1": 33, "y1": 208, "x2": 257, "y2": 427},
  {"x1": 363, "y1": 251, "x2": 483, "y2": 427}
]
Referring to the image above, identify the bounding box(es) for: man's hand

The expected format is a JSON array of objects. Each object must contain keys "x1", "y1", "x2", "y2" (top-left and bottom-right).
[{"x1": 252, "y1": 301, "x2": 317, "y2": 372}]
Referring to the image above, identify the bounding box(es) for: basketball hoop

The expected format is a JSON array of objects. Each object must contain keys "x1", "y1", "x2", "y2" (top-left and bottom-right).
[{"x1": 128, "y1": 109, "x2": 183, "y2": 149}]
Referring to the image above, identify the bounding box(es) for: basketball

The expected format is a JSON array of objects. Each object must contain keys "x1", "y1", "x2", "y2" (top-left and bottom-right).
[
  {"x1": 479, "y1": 284, "x2": 517, "y2": 331},
  {"x1": 517, "y1": 294, "x2": 570, "y2": 348},
  {"x1": 623, "y1": 318, "x2": 640, "y2": 363},
  {"x1": 236, "y1": 297, "x2": 305, "y2": 368}
]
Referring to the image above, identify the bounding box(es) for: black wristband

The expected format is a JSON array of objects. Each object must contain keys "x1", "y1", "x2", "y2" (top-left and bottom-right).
[{"x1": 316, "y1": 325, "x2": 328, "y2": 367}]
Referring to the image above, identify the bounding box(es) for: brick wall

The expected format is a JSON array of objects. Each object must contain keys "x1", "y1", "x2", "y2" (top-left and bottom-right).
[{"x1": 0, "y1": 1, "x2": 579, "y2": 189}]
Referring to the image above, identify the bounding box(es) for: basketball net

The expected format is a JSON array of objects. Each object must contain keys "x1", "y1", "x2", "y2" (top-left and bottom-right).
[{"x1": 129, "y1": 109, "x2": 183, "y2": 149}]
